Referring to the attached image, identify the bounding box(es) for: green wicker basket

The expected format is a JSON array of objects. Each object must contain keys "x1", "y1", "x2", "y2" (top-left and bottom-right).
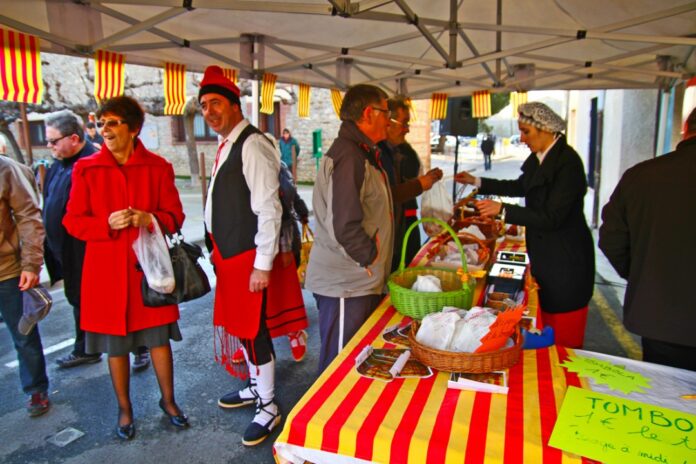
[{"x1": 388, "y1": 218, "x2": 475, "y2": 320}]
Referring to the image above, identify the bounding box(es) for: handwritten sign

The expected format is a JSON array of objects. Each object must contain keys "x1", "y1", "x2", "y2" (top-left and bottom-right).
[
  {"x1": 561, "y1": 355, "x2": 652, "y2": 394},
  {"x1": 475, "y1": 305, "x2": 524, "y2": 353},
  {"x1": 549, "y1": 386, "x2": 696, "y2": 464}
]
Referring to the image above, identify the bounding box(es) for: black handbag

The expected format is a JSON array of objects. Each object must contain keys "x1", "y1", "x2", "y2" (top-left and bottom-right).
[{"x1": 141, "y1": 220, "x2": 211, "y2": 307}]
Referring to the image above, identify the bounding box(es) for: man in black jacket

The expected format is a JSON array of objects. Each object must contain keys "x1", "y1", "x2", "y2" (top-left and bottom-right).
[
  {"x1": 599, "y1": 107, "x2": 696, "y2": 371},
  {"x1": 43, "y1": 111, "x2": 102, "y2": 368}
]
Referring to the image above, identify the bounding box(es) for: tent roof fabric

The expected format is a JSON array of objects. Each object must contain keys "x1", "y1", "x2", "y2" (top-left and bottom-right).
[{"x1": 2, "y1": 0, "x2": 694, "y2": 98}]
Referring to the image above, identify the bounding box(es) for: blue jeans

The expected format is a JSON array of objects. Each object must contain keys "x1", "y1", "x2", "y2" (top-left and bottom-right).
[{"x1": 0, "y1": 277, "x2": 48, "y2": 395}]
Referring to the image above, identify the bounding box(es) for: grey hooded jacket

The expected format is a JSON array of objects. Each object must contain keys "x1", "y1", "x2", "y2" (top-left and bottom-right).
[{"x1": 306, "y1": 120, "x2": 393, "y2": 298}]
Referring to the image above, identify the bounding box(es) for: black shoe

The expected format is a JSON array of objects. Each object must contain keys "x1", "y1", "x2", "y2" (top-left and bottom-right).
[
  {"x1": 242, "y1": 400, "x2": 281, "y2": 446},
  {"x1": 116, "y1": 408, "x2": 135, "y2": 441},
  {"x1": 56, "y1": 352, "x2": 102, "y2": 369},
  {"x1": 218, "y1": 379, "x2": 257, "y2": 409},
  {"x1": 116, "y1": 423, "x2": 135, "y2": 440},
  {"x1": 159, "y1": 399, "x2": 189, "y2": 428},
  {"x1": 132, "y1": 352, "x2": 150, "y2": 372}
]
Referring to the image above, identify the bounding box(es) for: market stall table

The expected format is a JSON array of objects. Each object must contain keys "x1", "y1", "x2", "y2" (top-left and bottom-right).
[{"x1": 275, "y1": 238, "x2": 612, "y2": 463}]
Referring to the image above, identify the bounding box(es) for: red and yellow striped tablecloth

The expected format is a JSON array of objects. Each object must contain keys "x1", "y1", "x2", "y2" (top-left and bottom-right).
[{"x1": 275, "y1": 239, "x2": 592, "y2": 463}]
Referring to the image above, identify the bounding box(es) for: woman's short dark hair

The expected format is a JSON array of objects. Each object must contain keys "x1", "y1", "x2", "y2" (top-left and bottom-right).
[
  {"x1": 340, "y1": 84, "x2": 389, "y2": 122},
  {"x1": 96, "y1": 96, "x2": 145, "y2": 134}
]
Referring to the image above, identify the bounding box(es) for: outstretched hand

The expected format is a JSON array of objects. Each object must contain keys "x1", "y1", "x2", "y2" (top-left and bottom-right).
[
  {"x1": 419, "y1": 168, "x2": 444, "y2": 191},
  {"x1": 454, "y1": 171, "x2": 476, "y2": 185},
  {"x1": 474, "y1": 199, "x2": 502, "y2": 217}
]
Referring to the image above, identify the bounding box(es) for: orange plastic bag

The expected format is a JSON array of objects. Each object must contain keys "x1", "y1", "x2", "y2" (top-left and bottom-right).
[{"x1": 297, "y1": 223, "x2": 314, "y2": 287}]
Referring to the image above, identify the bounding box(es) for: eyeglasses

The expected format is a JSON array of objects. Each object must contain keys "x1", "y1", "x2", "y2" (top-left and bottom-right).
[
  {"x1": 371, "y1": 106, "x2": 389, "y2": 115},
  {"x1": 390, "y1": 118, "x2": 410, "y2": 129},
  {"x1": 96, "y1": 119, "x2": 127, "y2": 129},
  {"x1": 46, "y1": 135, "x2": 69, "y2": 146}
]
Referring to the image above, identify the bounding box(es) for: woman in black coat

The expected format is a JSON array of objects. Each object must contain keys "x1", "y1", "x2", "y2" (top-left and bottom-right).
[{"x1": 455, "y1": 102, "x2": 594, "y2": 348}]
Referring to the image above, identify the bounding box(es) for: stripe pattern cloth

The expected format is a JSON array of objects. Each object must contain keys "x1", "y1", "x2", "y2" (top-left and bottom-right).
[
  {"x1": 405, "y1": 97, "x2": 418, "y2": 122},
  {"x1": 275, "y1": 238, "x2": 593, "y2": 464},
  {"x1": 260, "y1": 72, "x2": 277, "y2": 114},
  {"x1": 510, "y1": 91, "x2": 528, "y2": 118},
  {"x1": 221, "y1": 67, "x2": 238, "y2": 84},
  {"x1": 298, "y1": 83, "x2": 311, "y2": 118},
  {"x1": 430, "y1": 92, "x2": 448, "y2": 120},
  {"x1": 93, "y1": 50, "x2": 125, "y2": 103},
  {"x1": 472, "y1": 90, "x2": 492, "y2": 118},
  {"x1": 0, "y1": 28, "x2": 43, "y2": 104},
  {"x1": 330, "y1": 88, "x2": 343, "y2": 118},
  {"x1": 164, "y1": 62, "x2": 186, "y2": 115}
]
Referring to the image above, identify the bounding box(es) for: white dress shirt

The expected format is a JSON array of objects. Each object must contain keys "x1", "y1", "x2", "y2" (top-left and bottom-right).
[{"x1": 204, "y1": 119, "x2": 281, "y2": 271}]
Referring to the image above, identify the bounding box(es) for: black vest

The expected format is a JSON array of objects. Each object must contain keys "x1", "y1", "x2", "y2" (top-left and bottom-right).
[{"x1": 211, "y1": 123, "x2": 271, "y2": 259}]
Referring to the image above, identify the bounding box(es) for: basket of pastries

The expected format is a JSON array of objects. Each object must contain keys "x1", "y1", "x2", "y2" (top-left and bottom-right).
[
  {"x1": 388, "y1": 218, "x2": 475, "y2": 320},
  {"x1": 408, "y1": 307, "x2": 524, "y2": 373},
  {"x1": 428, "y1": 231, "x2": 493, "y2": 272}
]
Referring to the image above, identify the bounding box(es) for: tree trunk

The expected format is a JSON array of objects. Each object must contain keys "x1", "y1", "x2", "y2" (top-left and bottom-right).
[
  {"x1": 0, "y1": 124, "x2": 26, "y2": 164},
  {"x1": 183, "y1": 98, "x2": 200, "y2": 187}
]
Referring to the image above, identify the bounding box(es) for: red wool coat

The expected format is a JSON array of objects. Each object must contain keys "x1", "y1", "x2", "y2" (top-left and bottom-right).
[{"x1": 63, "y1": 141, "x2": 185, "y2": 336}]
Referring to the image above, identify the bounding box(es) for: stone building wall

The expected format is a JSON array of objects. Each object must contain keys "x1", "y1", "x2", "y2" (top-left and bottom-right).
[{"x1": 282, "y1": 87, "x2": 342, "y2": 183}]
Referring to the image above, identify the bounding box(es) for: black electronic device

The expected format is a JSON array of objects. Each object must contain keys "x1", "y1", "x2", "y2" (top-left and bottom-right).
[{"x1": 440, "y1": 97, "x2": 478, "y2": 137}]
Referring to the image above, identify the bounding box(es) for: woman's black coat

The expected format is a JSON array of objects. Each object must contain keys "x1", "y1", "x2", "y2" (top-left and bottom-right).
[{"x1": 479, "y1": 136, "x2": 595, "y2": 313}]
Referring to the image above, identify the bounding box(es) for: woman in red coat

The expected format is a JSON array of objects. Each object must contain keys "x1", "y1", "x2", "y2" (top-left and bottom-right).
[{"x1": 63, "y1": 96, "x2": 188, "y2": 440}]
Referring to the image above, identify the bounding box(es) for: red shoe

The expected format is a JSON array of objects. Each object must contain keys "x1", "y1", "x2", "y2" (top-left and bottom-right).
[
  {"x1": 27, "y1": 392, "x2": 50, "y2": 417},
  {"x1": 288, "y1": 330, "x2": 308, "y2": 362},
  {"x1": 231, "y1": 347, "x2": 246, "y2": 364}
]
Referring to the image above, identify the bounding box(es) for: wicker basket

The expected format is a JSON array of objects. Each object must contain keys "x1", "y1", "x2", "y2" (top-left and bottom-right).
[
  {"x1": 388, "y1": 218, "x2": 475, "y2": 320},
  {"x1": 408, "y1": 322, "x2": 523, "y2": 373}
]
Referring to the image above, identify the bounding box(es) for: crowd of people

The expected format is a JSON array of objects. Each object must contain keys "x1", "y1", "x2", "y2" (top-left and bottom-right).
[{"x1": 1, "y1": 65, "x2": 694, "y2": 450}]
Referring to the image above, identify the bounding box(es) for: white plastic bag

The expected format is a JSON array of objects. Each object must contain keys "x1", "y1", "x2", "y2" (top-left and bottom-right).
[
  {"x1": 416, "y1": 311, "x2": 460, "y2": 350},
  {"x1": 421, "y1": 181, "x2": 453, "y2": 236},
  {"x1": 132, "y1": 221, "x2": 175, "y2": 294},
  {"x1": 448, "y1": 307, "x2": 498, "y2": 352},
  {"x1": 411, "y1": 274, "x2": 443, "y2": 292}
]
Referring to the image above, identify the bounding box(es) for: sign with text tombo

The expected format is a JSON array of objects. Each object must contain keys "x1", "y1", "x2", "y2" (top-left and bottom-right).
[{"x1": 550, "y1": 386, "x2": 696, "y2": 464}]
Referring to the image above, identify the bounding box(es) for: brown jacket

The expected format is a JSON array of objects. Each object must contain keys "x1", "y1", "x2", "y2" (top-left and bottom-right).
[{"x1": 0, "y1": 156, "x2": 44, "y2": 282}]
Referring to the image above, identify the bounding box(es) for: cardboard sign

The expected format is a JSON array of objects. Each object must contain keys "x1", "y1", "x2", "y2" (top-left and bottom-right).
[
  {"x1": 549, "y1": 386, "x2": 696, "y2": 464},
  {"x1": 475, "y1": 305, "x2": 524, "y2": 353},
  {"x1": 561, "y1": 355, "x2": 652, "y2": 394}
]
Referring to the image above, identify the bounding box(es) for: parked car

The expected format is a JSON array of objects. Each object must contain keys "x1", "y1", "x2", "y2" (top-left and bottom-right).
[{"x1": 509, "y1": 134, "x2": 521, "y2": 145}]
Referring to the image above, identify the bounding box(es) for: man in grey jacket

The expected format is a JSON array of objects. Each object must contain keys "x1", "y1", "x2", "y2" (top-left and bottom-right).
[{"x1": 305, "y1": 84, "x2": 393, "y2": 373}]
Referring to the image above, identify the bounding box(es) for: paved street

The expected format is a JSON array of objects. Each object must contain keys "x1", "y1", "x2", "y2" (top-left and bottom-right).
[{"x1": 0, "y1": 146, "x2": 636, "y2": 463}]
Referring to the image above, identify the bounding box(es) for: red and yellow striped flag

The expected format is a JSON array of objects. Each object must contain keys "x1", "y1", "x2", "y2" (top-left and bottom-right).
[
  {"x1": 298, "y1": 83, "x2": 310, "y2": 118},
  {"x1": 164, "y1": 62, "x2": 186, "y2": 115},
  {"x1": 330, "y1": 88, "x2": 343, "y2": 118},
  {"x1": 260, "y1": 72, "x2": 277, "y2": 114},
  {"x1": 510, "y1": 91, "x2": 528, "y2": 118},
  {"x1": 429, "y1": 93, "x2": 447, "y2": 120},
  {"x1": 472, "y1": 90, "x2": 491, "y2": 118},
  {"x1": 222, "y1": 67, "x2": 238, "y2": 84},
  {"x1": 94, "y1": 50, "x2": 125, "y2": 103},
  {"x1": 405, "y1": 97, "x2": 418, "y2": 122},
  {"x1": 0, "y1": 28, "x2": 43, "y2": 104}
]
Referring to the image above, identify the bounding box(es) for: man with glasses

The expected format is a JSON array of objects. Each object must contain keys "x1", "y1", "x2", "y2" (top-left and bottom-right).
[
  {"x1": 305, "y1": 84, "x2": 394, "y2": 373},
  {"x1": 379, "y1": 96, "x2": 443, "y2": 271},
  {"x1": 43, "y1": 110, "x2": 102, "y2": 369}
]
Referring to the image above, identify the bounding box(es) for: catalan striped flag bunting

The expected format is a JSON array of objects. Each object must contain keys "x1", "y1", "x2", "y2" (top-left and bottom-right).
[
  {"x1": 222, "y1": 67, "x2": 238, "y2": 84},
  {"x1": 429, "y1": 92, "x2": 448, "y2": 120},
  {"x1": 0, "y1": 28, "x2": 43, "y2": 104},
  {"x1": 164, "y1": 62, "x2": 186, "y2": 115},
  {"x1": 330, "y1": 88, "x2": 343, "y2": 118},
  {"x1": 510, "y1": 91, "x2": 528, "y2": 118},
  {"x1": 298, "y1": 83, "x2": 310, "y2": 118},
  {"x1": 472, "y1": 90, "x2": 492, "y2": 118},
  {"x1": 93, "y1": 50, "x2": 125, "y2": 103},
  {"x1": 260, "y1": 72, "x2": 277, "y2": 114},
  {"x1": 405, "y1": 97, "x2": 418, "y2": 122}
]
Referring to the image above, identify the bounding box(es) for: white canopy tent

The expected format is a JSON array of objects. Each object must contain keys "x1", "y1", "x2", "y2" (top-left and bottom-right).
[{"x1": 1, "y1": 0, "x2": 694, "y2": 98}]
